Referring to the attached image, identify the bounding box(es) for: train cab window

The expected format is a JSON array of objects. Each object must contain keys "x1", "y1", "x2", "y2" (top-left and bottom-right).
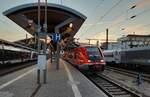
[{"x1": 86, "y1": 47, "x2": 103, "y2": 61}]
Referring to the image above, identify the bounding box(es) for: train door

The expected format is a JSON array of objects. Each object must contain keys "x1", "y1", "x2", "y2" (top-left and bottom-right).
[
  {"x1": 114, "y1": 50, "x2": 121, "y2": 64},
  {"x1": 30, "y1": 51, "x2": 33, "y2": 60}
]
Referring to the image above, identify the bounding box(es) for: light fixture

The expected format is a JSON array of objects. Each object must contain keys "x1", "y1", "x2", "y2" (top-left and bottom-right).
[
  {"x1": 130, "y1": 15, "x2": 136, "y2": 19},
  {"x1": 130, "y1": 5, "x2": 136, "y2": 9},
  {"x1": 69, "y1": 23, "x2": 73, "y2": 28},
  {"x1": 28, "y1": 20, "x2": 33, "y2": 26},
  {"x1": 121, "y1": 28, "x2": 125, "y2": 30}
]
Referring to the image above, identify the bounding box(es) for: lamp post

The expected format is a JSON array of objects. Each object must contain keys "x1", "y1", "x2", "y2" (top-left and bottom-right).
[
  {"x1": 43, "y1": 0, "x2": 48, "y2": 84},
  {"x1": 37, "y1": 0, "x2": 48, "y2": 84},
  {"x1": 37, "y1": 0, "x2": 41, "y2": 84}
]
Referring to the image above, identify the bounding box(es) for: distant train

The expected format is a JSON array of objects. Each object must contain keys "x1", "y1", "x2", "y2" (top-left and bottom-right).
[
  {"x1": 63, "y1": 45, "x2": 106, "y2": 72},
  {"x1": 103, "y1": 46, "x2": 150, "y2": 68},
  {"x1": 0, "y1": 39, "x2": 37, "y2": 67}
]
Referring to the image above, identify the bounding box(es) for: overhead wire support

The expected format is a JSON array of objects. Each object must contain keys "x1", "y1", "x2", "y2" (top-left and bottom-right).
[
  {"x1": 130, "y1": 8, "x2": 150, "y2": 19},
  {"x1": 106, "y1": 1, "x2": 139, "y2": 35},
  {"x1": 83, "y1": 0, "x2": 138, "y2": 33},
  {"x1": 79, "y1": 0, "x2": 123, "y2": 38},
  {"x1": 79, "y1": 1, "x2": 137, "y2": 39},
  {"x1": 98, "y1": 0, "x2": 123, "y2": 22},
  {"x1": 130, "y1": 5, "x2": 136, "y2": 9},
  {"x1": 108, "y1": 1, "x2": 138, "y2": 29}
]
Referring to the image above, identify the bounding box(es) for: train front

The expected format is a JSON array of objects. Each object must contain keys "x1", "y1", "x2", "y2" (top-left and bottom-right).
[
  {"x1": 86, "y1": 46, "x2": 105, "y2": 72},
  {"x1": 76, "y1": 46, "x2": 106, "y2": 72}
]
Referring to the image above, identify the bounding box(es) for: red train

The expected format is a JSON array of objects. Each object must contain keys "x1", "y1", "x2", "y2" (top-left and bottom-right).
[{"x1": 63, "y1": 45, "x2": 106, "y2": 72}]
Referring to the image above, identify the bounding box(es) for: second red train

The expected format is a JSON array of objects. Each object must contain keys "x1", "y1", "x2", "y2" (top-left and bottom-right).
[{"x1": 63, "y1": 45, "x2": 105, "y2": 72}]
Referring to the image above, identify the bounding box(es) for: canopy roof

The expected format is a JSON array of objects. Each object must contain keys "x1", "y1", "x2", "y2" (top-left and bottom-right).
[{"x1": 3, "y1": 3, "x2": 86, "y2": 40}]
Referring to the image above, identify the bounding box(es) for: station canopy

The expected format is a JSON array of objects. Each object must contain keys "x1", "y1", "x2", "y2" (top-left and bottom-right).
[{"x1": 3, "y1": 3, "x2": 86, "y2": 46}]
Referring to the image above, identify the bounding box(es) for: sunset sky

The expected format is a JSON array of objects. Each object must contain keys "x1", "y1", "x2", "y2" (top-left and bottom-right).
[{"x1": 0, "y1": 0, "x2": 150, "y2": 44}]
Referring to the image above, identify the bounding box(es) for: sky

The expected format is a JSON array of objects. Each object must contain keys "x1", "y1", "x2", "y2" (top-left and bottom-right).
[{"x1": 0, "y1": 0, "x2": 150, "y2": 44}]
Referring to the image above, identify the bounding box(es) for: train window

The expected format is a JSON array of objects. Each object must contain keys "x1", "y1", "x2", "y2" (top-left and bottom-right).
[
  {"x1": 86, "y1": 47, "x2": 103, "y2": 60},
  {"x1": 86, "y1": 47, "x2": 99, "y2": 52},
  {"x1": 104, "y1": 52, "x2": 113, "y2": 57}
]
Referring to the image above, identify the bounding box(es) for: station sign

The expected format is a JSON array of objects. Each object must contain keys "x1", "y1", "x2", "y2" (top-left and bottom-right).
[{"x1": 52, "y1": 33, "x2": 61, "y2": 42}]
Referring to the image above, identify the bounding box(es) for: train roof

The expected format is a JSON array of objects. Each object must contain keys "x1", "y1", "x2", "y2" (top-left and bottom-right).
[
  {"x1": 79, "y1": 45, "x2": 100, "y2": 48},
  {"x1": 0, "y1": 39, "x2": 36, "y2": 51},
  {"x1": 127, "y1": 34, "x2": 150, "y2": 38},
  {"x1": 121, "y1": 46, "x2": 150, "y2": 51},
  {"x1": 103, "y1": 50, "x2": 115, "y2": 52}
]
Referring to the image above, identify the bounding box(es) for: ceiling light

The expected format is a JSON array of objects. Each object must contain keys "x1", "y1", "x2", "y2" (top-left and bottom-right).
[{"x1": 69, "y1": 23, "x2": 73, "y2": 28}]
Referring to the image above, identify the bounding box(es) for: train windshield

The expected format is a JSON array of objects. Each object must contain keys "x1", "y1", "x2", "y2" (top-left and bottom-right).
[{"x1": 86, "y1": 47, "x2": 102, "y2": 61}]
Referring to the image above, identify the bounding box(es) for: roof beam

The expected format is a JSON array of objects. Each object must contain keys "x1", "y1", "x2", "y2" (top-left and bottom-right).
[{"x1": 55, "y1": 17, "x2": 76, "y2": 33}]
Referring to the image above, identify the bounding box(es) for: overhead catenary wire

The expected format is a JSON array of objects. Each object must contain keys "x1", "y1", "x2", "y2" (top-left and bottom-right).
[
  {"x1": 130, "y1": 8, "x2": 150, "y2": 19},
  {"x1": 77, "y1": 0, "x2": 104, "y2": 37},
  {"x1": 79, "y1": 0, "x2": 137, "y2": 28},
  {"x1": 79, "y1": 2, "x2": 144, "y2": 41},
  {"x1": 79, "y1": 0, "x2": 150, "y2": 39},
  {"x1": 79, "y1": 0, "x2": 123, "y2": 38},
  {"x1": 105, "y1": 2, "x2": 150, "y2": 36},
  {"x1": 117, "y1": 8, "x2": 150, "y2": 33},
  {"x1": 131, "y1": 23, "x2": 150, "y2": 30},
  {"x1": 110, "y1": 0, "x2": 150, "y2": 29},
  {"x1": 107, "y1": 0, "x2": 138, "y2": 29},
  {"x1": 80, "y1": 0, "x2": 138, "y2": 33}
]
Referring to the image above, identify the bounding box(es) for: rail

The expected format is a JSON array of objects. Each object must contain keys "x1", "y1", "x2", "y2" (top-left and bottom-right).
[
  {"x1": 106, "y1": 66, "x2": 150, "y2": 82},
  {"x1": 85, "y1": 73, "x2": 141, "y2": 97}
]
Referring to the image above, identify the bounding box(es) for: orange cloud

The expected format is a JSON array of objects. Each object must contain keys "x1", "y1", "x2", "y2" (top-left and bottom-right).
[
  {"x1": 130, "y1": 0, "x2": 150, "y2": 9},
  {"x1": 92, "y1": 32, "x2": 117, "y2": 43},
  {"x1": 108, "y1": 15, "x2": 125, "y2": 29},
  {"x1": 137, "y1": 0, "x2": 150, "y2": 8},
  {"x1": 123, "y1": 25, "x2": 150, "y2": 35}
]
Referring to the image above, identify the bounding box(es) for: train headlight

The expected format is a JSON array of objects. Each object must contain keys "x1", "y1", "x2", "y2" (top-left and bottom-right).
[
  {"x1": 88, "y1": 60, "x2": 91, "y2": 62},
  {"x1": 100, "y1": 60, "x2": 104, "y2": 63}
]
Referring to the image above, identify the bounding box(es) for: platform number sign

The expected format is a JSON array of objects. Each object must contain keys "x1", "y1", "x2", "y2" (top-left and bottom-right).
[{"x1": 52, "y1": 33, "x2": 61, "y2": 42}]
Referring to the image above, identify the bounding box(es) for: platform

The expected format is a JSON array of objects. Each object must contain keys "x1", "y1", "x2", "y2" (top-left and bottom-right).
[{"x1": 0, "y1": 59, "x2": 107, "y2": 97}]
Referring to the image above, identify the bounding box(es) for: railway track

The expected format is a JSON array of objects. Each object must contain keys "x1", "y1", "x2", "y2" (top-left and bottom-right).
[
  {"x1": 106, "y1": 66, "x2": 150, "y2": 82},
  {"x1": 86, "y1": 73, "x2": 141, "y2": 97}
]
